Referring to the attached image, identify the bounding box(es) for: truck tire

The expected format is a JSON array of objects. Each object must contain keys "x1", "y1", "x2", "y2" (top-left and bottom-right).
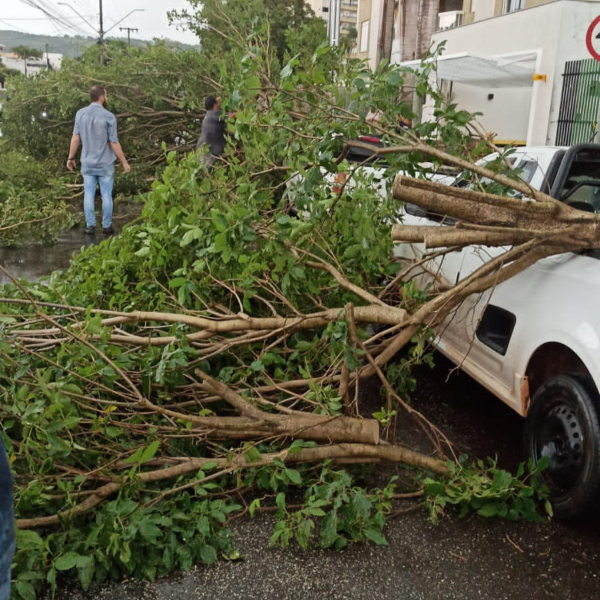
[{"x1": 524, "y1": 374, "x2": 600, "y2": 519}]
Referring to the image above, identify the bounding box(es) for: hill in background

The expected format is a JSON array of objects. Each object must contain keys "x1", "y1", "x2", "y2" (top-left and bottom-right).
[{"x1": 0, "y1": 30, "x2": 198, "y2": 58}]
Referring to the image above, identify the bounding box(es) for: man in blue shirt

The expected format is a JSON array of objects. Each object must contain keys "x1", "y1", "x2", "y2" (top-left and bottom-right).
[
  {"x1": 0, "y1": 438, "x2": 14, "y2": 600},
  {"x1": 67, "y1": 85, "x2": 130, "y2": 235}
]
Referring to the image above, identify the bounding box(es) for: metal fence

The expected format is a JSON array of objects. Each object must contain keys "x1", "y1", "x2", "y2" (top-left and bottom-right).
[{"x1": 556, "y1": 59, "x2": 600, "y2": 146}]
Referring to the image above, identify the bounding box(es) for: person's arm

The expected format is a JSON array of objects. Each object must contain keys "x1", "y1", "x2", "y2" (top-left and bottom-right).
[
  {"x1": 66, "y1": 134, "x2": 80, "y2": 171},
  {"x1": 109, "y1": 141, "x2": 130, "y2": 173},
  {"x1": 108, "y1": 115, "x2": 130, "y2": 173}
]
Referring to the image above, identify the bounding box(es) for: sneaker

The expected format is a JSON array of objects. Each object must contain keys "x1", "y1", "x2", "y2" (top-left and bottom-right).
[
  {"x1": 83, "y1": 226, "x2": 96, "y2": 235},
  {"x1": 102, "y1": 227, "x2": 114, "y2": 235}
]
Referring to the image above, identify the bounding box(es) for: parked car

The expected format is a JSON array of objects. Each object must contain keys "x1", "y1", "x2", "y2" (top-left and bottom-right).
[
  {"x1": 285, "y1": 135, "x2": 455, "y2": 218},
  {"x1": 289, "y1": 138, "x2": 600, "y2": 517},
  {"x1": 287, "y1": 136, "x2": 600, "y2": 516},
  {"x1": 398, "y1": 143, "x2": 600, "y2": 518}
]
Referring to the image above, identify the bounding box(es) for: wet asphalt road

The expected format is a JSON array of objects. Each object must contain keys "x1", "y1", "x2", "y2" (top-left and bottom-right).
[
  {"x1": 53, "y1": 510, "x2": 600, "y2": 600},
  {"x1": 50, "y1": 356, "x2": 600, "y2": 600},
  {"x1": 0, "y1": 203, "x2": 141, "y2": 284}
]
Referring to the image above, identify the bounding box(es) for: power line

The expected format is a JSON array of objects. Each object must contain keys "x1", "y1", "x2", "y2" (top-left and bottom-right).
[
  {"x1": 17, "y1": 0, "x2": 89, "y2": 36},
  {"x1": 0, "y1": 20, "x2": 28, "y2": 33},
  {"x1": 0, "y1": 16, "x2": 93, "y2": 21}
]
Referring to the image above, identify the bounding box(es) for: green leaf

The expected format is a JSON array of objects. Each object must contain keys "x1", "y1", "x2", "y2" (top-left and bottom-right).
[
  {"x1": 15, "y1": 581, "x2": 36, "y2": 600},
  {"x1": 280, "y1": 61, "x2": 295, "y2": 79},
  {"x1": 249, "y1": 498, "x2": 261, "y2": 517},
  {"x1": 491, "y1": 470, "x2": 513, "y2": 492},
  {"x1": 77, "y1": 557, "x2": 96, "y2": 591},
  {"x1": 15, "y1": 529, "x2": 45, "y2": 550},
  {"x1": 139, "y1": 521, "x2": 162, "y2": 541},
  {"x1": 54, "y1": 552, "x2": 89, "y2": 571},
  {"x1": 477, "y1": 503, "x2": 500, "y2": 517},
  {"x1": 245, "y1": 75, "x2": 261, "y2": 90},
  {"x1": 275, "y1": 492, "x2": 286, "y2": 510},
  {"x1": 140, "y1": 441, "x2": 160, "y2": 464},
  {"x1": 200, "y1": 544, "x2": 217, "y2": 565},
  {"x1": 244, "y1": 446, "x2": 262, "y2": 463},
  {"x1": 364, "y1": 528, "x2": 388, "y2": 546},
  {"x1": 320, "y1": 510, "x2": 338, "y2": 548},
  {"x1": 285, "y1": 469, "x2": 302, "y2": 486}
]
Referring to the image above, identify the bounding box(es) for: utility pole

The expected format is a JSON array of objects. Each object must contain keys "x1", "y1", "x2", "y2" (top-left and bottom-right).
[
  {"x1": 45, "y1": 43, "x2": 50, "y2": 69},
  {"x1": 99, "y1": 0, "x2": 104, "y2": 44},
  {"x1": 119, "y1": 27, "x2": 138, "y2": 46}
]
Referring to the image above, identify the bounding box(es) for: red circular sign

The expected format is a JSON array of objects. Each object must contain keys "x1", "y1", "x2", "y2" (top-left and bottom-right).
[{"x1": 586, "y1": 15, "x2": 600, "y2": 61}]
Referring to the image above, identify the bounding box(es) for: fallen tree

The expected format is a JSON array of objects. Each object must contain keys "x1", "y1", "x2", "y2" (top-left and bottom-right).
[{"x1": 0, "y1": 8, "x2": 590, "y2": 598}]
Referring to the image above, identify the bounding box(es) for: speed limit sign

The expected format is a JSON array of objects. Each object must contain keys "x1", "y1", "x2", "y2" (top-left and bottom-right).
[{"x1": 586, "y1": 16, "x2": 600, "y2": 61}]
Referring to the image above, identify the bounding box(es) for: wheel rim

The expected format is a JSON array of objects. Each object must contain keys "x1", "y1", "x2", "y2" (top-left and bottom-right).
[{"x1": 533, "y1": 403, "x2": 585, "y2": 492}]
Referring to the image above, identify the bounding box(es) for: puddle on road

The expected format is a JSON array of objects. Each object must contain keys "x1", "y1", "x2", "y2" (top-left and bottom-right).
[{"x1": 0, "y1": 203, "x2": 142, "y2": 285}]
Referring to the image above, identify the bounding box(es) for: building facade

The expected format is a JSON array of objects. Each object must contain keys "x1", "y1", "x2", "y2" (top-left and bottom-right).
[
  {"x1": 306, "y1": 0, "x2": 330, "y2": 22},
  {"x1": 462, "y1": 0, "x2": 596, "y2": 24},
  {"x1": 356, "y1": 0, "x2": 462, "y2": 69},
  {"x1": 419, "y1": 0, "x2": 600, "y2": 145},
  {"x1": 327, "y1": 0, "x2": 358, "y2": 46}
]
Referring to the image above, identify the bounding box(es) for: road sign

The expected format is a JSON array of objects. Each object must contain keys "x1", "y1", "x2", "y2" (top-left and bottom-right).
[{"x1": 586, "y1": 15, "x2": 600, "y2": 61}]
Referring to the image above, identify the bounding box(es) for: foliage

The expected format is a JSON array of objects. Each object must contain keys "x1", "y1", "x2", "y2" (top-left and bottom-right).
[
  {"x1": 0, "y1": 151, "x2": 69, "y2": 246},
  {"x1": 270, "y1": 465, "x2": 395, "y2": 550},
  {"x1": 423, "y1": 456, "x2": 552, "y2": 524},
  {"x1": 170, "y1": 0, "x2": 325, "y2": 64},
  {"x1": 13, "y1": 493, "x2": 239, "y2": 599},
  {"x1": 0, "y1": 64, "x2": 22, "y2": 88},
  {"x1": 9, "y1": 46, "x2": 43, "y2": 59},
  {"x1": 0, "y1": 10, "x2": 551, "y2": 600}
]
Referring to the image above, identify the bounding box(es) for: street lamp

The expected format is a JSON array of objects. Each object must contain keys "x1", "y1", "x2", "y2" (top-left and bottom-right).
[{"x1": 57, "y1": 3, "x2": 98, "y2": 36}]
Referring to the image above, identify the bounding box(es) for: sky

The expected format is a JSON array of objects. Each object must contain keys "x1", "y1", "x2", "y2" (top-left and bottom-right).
[{"x1": 0, "y1": 0, "x2": 200, "y2": 46}]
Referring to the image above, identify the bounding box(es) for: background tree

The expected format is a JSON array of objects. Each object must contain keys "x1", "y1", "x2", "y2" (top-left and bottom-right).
[
  {"x1": 170, "y1": 0, "x2": 326, "y2": 66},
  {"x1": 9, "y1": 45, "x2": 43, "y2": 59}
]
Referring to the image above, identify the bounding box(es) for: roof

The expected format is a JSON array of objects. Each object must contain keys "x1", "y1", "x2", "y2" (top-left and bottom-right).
[{"x1": 401, "y1": 51, "x2": 539, "y2": 88}]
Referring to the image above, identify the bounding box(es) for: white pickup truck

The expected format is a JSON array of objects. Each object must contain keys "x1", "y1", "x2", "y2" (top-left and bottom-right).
[
  {"x1": 398, "y1": 143, "x2": 600, "y2": 518},
  {"x1": 289, "y1": 140, "x2": 600, "y2": 517}
]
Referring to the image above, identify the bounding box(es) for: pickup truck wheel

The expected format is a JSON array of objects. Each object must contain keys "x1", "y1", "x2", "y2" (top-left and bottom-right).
[{"x1": 524, "y1": 374, "x2": 600, "y2": 519}]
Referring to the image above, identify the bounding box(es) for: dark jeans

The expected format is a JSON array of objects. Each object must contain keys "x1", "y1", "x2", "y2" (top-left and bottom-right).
[{"x1": 0, "y1": 439, "x2": 14, "y2": 600}]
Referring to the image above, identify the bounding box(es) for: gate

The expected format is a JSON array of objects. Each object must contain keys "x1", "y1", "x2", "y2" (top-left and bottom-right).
[{"x1": 556, "y1": 59, "x2": 600, "y2": 146}]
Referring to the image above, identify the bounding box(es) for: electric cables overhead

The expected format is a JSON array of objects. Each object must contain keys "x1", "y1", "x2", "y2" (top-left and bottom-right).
[{"x1": 17, "y1": 0, "x2": 90, "y2": 36}]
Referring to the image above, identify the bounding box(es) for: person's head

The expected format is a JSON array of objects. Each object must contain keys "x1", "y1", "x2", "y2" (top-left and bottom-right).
[
  {"x1": 90, "y1": 85, "x2": 107, "y2": 108},
  {"x1": 205, "y1": 95, "x2": 221, "y2": 111}
]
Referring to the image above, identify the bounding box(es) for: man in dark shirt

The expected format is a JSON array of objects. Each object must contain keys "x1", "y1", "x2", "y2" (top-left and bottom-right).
[
  {"x1": 197, "y1": 95, "x2": 227, "y2": 169},
  {"x1": 0, "y1": 438, "x2": 14, "y2": 600}
]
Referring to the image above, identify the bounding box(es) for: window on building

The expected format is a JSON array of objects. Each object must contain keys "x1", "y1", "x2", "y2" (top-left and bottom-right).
[
  {"x1": 502, "y1": 0, "x2": 524, "y2": 13},
  {"x1": 360, "y1": 20, "x2": 369, "y2": 52}
]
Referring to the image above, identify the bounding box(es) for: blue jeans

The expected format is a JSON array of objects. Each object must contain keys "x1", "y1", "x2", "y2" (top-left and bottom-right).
[
  {"x1": 0, "y1": 439, "x2": 14, "y2": 600},
  {"x1": 82, "y1": 166, "x2": 115, "y2": 229}
]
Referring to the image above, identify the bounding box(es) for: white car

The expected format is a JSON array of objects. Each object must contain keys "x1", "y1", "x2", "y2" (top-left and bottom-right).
[
  {"x1": 398, "y1": 143, "x2": 600, "y2": 518},
  {"x1": 288, "y1": 139, "x2": 600, "y2": 516},
  {"x1": 285, "y1": 135, "x2": 455, "y2": 219}
]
